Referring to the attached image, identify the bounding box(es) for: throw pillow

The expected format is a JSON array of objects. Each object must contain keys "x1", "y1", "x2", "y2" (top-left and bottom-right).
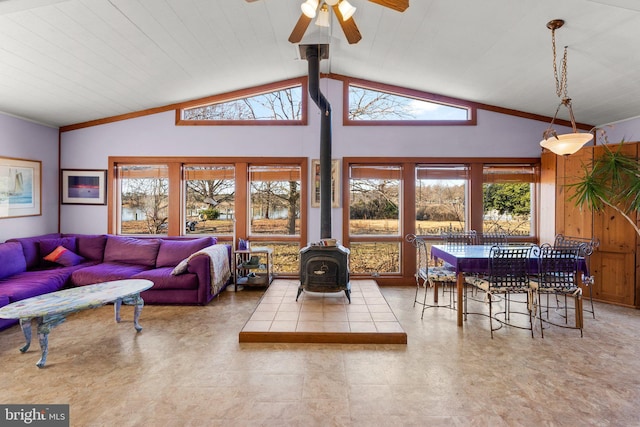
[
  {"x1": 171, "y1": 258, "x2": 189, "y2": 276},
  {"x1": 43, "y1": 245, "x2": 85, "y2": 267},
  {"x1": 39, "y1": 237, "x2": 77, "y2": 266}
]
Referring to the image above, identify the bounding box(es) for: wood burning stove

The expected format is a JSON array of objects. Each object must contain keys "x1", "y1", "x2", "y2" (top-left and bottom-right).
[
  {"x1": 298, "y1": 244, "x2": 350, "y2": 303},
  {"x1": 296, "y1": 44, "x2": 351, "y2": 303}
]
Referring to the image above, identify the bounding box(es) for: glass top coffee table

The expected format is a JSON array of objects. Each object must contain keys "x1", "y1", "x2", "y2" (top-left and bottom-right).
[{"x1": 0, "y1": 279, "x2": 153, "y2": 368}]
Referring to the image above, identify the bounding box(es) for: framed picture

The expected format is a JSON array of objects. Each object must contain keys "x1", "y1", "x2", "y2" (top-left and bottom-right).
[
  {"x1": 61, "y1": 169, "x2": 107, "y2": 205},
  {"x1": 0, "y1": 157, "x2": 42, "y2": 218},
  {"x1": 311, "y1": 159, "x2": 340, "y2": 208}
]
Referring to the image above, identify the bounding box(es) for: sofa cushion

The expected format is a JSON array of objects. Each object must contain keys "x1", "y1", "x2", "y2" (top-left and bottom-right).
[
  {"x1": 0, "y1": 242, "x2": 27, "y2": 280},
  {"x1": 43, "y1": 246, "x2": 86, "y2": 267},
  {"x1": 7, "y1": 233, "x2": 61, "y2": 269},
  {"x1": 70, "y1": 262, "x2": 151, "y2": 287},
  {"x1": 0, "y1": 269, "x2": 72, "y2": 302},
  {"x1": 75, "y1": 234, "x2": 107, "y2": 261},
  {"x1": 39, "y1": 236, "x2": 77, "y2": 255},
  {"x1": 103, "y1": 236, "x2": 160, "y2": 267},
  {"x1": 156, "y1": 237, "x2": 215, "y2": 268},
  {"x1": 132, "y1": 267, "x2": 199, "y2": 291},
  {"x1": 39, "y1": 237, "x2": 77, "y2": 267}
]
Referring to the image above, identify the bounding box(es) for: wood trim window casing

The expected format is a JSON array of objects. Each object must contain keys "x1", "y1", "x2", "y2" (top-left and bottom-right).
[{"x1": 60, "y1": 74, "x2": 590, "y2": 133}]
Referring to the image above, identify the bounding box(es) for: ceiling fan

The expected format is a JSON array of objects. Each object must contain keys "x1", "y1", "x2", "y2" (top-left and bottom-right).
[{"x1": 245, "y1": 0, "x2": 409, "y2": 45}]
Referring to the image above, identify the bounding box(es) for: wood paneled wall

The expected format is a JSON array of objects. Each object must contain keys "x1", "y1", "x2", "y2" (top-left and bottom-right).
[{"x1": 551, "y1": 142, "x2": 640, "y2": 308}]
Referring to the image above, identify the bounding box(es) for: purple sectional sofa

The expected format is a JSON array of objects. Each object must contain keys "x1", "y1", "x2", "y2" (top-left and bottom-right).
[{"x1": 0, "y1": 233, "x2": 231, "y2": 331}]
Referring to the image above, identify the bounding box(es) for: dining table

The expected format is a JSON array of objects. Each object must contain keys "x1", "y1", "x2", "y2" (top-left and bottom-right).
[{"x1": 430, "y1": 244, "x2": 587, "y2": 328}]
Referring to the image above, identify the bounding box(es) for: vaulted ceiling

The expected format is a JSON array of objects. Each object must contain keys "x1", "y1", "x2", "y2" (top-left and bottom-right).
[{"x1": 1, "y1": 0, "x2": 639, "y2": 128}]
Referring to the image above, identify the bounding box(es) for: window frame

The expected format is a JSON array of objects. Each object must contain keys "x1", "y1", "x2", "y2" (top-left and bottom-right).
[
  {"x1": 342, "y1": 76, "x2": 477, "y2": 126},
  {"x1": 415, "y1": 164, "x2": 471, "y2": 236},
  {"x1": 176, "y1": 77, "x2": 308, "y2": 126},
  {"x1": 108, "y1": 157, "x2": 308, "y2": 263},
  {"x1": 482, "y1": 164, "x2": 539, "y2": 239},
  {"x1": 341, "y1": 157, "x2": 540, "y2": 285}
]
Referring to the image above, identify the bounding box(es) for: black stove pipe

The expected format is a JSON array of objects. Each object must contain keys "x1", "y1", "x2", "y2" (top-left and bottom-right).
[{"x1": 304, "y1": 45, "x2": 332, "y2": 239}]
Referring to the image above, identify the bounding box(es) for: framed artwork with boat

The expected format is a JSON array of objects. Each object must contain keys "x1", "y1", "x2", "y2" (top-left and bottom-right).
[
  {"x1": 0, "y1": 157, "x2": 41, "y2": 218},
  {"x1": 61, "y1": 169, "x2": 107, "y2": 205}
]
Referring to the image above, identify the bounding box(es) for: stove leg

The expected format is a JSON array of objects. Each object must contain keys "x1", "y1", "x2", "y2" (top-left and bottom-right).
[
  {"x1": 344, "y1": 289, "x2": 351, "y2": 304},
  {"x1": 296, "y1": 287, "x2": 303, "y2": 301}
]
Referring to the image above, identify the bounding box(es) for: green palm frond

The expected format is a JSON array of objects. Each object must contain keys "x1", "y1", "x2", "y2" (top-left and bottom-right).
[
  {"x1": 567, "y1": 163, "x2": 609, "y2": 211},
  {"x1": 567, "y1": 140, "x2": 640, "y2": 229}
]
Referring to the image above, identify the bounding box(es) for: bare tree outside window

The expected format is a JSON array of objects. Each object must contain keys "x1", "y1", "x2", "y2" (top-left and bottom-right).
[
  {"x1": 185, "y1": 165, "x2": 235, "y2": 235},
  {"x1": 348, "y1": 85, "x2": 469, "y2": 121},
  {"x1": 119, "y1": 165, "x2": 169, "y2": 235},
  {"x1": 249, "y1": 166, "x2": 301, "y2": 236},
  {"x1": 182, "y1": 86, "x2": 303, "y2": 121}
]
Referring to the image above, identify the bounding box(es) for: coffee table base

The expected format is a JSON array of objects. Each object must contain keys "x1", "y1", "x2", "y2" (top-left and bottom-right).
[{"x1": 17, "y1": 293, "x2": 145, "y2": 368}]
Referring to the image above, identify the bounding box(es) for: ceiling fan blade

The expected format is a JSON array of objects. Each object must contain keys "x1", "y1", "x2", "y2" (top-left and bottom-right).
[
  {"x1": 288, "y1": 13, "x2": 312, "y2": 43},
  {"x1": 368, "y1": 0, "x2": 409, "y2": 12},
  {"x1": 332, "y1": 4, "x2": 362, "y2": 44}
]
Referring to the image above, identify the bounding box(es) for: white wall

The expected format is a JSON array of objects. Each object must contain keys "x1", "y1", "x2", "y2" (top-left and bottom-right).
[
  {"x1": 601, "y1": 116, "x2": 640, "y2": 144},
  {"x1": 0, "y1": 113, "x2": 59, "y2": 242},
  {"x1": 60, "y1": 78, "x2": 562, "y2": 240}
]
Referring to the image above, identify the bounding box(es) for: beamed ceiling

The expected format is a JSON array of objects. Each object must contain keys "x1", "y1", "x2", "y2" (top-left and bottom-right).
[{"x1": 0, "y1": 0, "x2": 639, "y2": 128}]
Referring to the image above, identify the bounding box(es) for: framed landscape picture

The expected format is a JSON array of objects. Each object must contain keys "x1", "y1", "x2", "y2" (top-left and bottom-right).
[
  {"x1": 0, "y1": 157, "x2": 42, "y2": 218},
  {"x1": 61, "y1": 169, "x2": 107, "y2": 205},
  {"x1": 311, "y1": 159, "x2": 340, "y2": 208}
]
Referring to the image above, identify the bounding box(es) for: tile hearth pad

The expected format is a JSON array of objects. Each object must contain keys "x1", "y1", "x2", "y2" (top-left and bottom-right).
[{"x1": 239, "y1": 279, "x2": 407, "y2": 344}]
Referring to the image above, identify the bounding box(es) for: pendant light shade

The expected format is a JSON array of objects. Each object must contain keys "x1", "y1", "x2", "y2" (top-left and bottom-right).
[
  {"x1": 540, "y1": 132, "x2": 594, "y2": 156},
  {"x1": 540, "y1": 19, "x2": 593, "y2": 156}
]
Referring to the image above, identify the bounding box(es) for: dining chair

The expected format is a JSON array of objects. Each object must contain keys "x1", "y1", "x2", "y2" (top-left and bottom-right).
[
  {"x1": 405, "y1": 234, "x2": 457, "y2": 318},
  {"x1": 443, "y1": 230, "x2": 478, "y2": 246},
  {"x1": 464, "y1": 245, "x2": 536, "y2": 338},
  {"x1": 553, "y1": 234, "x2": 599, "y2": 318},
  {"x1": 478, "y1": 231, "x2": 508, "y2": 246},
  {"x1": 437, "y1": 230, "x2": 479, "y2": 302},
  {"x1": 530, "y1": 243, "x2": 583, "y2": 337}
]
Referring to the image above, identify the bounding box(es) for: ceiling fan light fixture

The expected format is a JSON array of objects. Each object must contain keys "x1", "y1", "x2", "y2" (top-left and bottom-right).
[
  {"x1": 301, "y1": 0, "x2": 319, "y2": 18},
  {"x1": 315, "y1": 4, "x2": 330, "y2": 27},
  {"x1": 338, "y1": 0, "x2": 356, "y2": 20},
  {"x1": 325, "y1": 0, "x2": 339, "y2": 5}
]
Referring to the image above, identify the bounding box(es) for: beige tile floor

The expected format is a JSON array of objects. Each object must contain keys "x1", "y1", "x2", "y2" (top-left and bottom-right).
[
  {"x1": 1, "y1": 283, "x2": 640, "y2": 426},
  {"x1": 240, "y1": 280, "x2": 406, "y2": 343}
]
